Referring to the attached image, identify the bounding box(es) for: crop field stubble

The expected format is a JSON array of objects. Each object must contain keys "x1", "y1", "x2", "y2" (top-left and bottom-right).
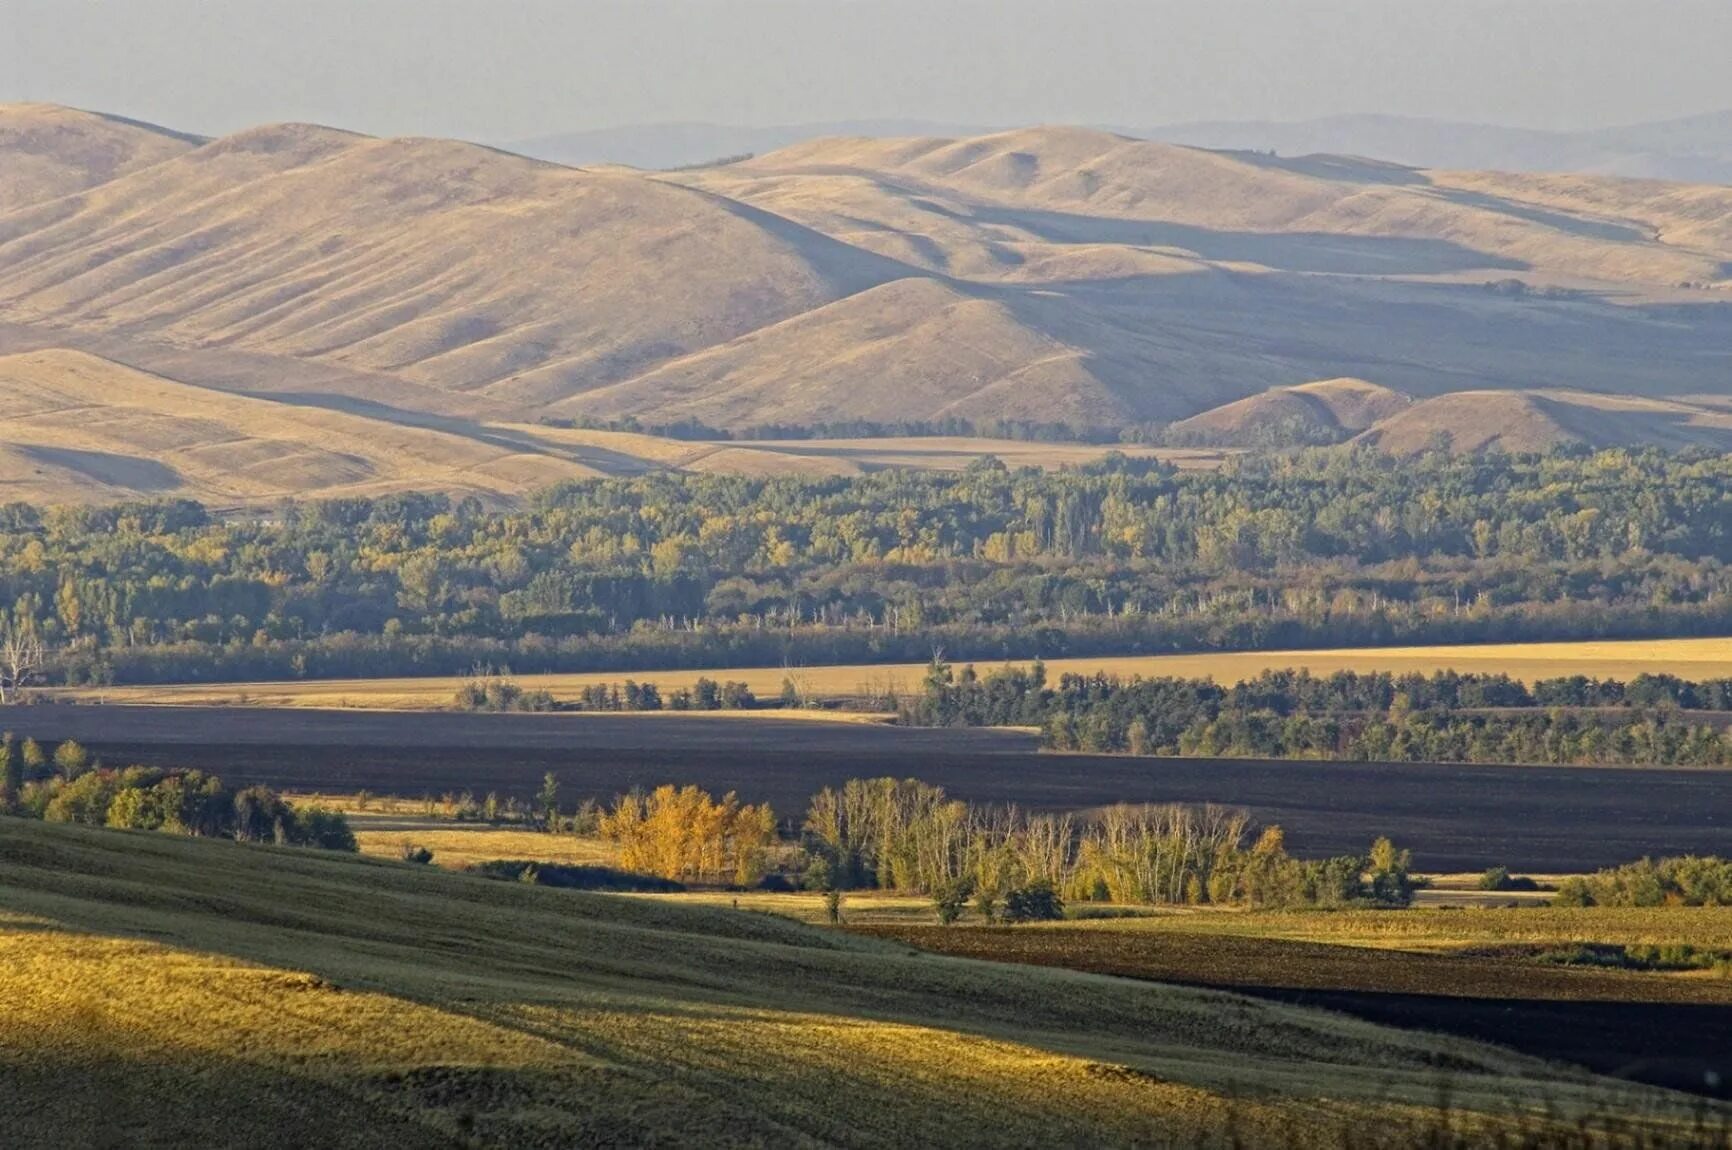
[{"x1": 52, "y1": 636, "x2": 1732, "y2": 709}]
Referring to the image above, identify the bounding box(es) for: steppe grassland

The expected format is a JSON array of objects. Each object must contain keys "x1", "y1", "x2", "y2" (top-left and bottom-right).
[
  {"x1": 61, "y1": 635, "x2": 1732, "y2": 709},
  {"x1": 1, "y1": 819, "x2": 1683, "y2": 1147}
]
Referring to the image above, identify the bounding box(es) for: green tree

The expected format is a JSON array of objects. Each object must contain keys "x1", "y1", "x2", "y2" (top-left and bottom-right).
[
  {"x1": 0, "y1": 731, "x2": 18, "y2": 809},
  {"x1": 932, "y1": 876, "x2": 975, "y2": 925},
  {"x1": 20, "y1": 737, "x2": 46, "y2": 781},
  {"x1": 52, "y1": 739, "x2": 90, "y2": 781},
  {"x1": 1365, "y1": 836, "x2": 1414, "y2": 907},
  {"x1": 538, "y1": 771, "x2": 560, "y2": 832}
]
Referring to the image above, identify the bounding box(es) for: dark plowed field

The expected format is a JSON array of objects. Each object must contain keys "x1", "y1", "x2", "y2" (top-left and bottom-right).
[
  {"x1": 13, "y1": 705, "x2": 1732, "y2": 871},
  {"x1": 858, "y1": 926, "x2": 1732, "y2": 1099}
]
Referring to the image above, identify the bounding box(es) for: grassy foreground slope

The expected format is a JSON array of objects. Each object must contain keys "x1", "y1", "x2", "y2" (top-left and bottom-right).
[{"x1": 0, "y1": 821, "x2": 1696, "y2": 1148}]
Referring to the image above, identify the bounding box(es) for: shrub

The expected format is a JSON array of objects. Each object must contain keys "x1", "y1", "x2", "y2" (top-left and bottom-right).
[
  {"x1": 1002, "y1": 880, "x2": 1064, "y2": 923},
  {"x1": 293, "y1": 806, "x2": 359, "y2": 852},
  {"x1": 399, "y1": 842, "x2": 435, "y2": 865},
  {"x1": 1478, "y1": 866, "x2": 1540, "y2": 892},
  {"x1": 932, "y1": 877, "x2": 975, "y2": 925}
]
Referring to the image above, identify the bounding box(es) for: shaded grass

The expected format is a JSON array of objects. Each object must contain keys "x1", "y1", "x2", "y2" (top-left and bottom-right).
[{"x1": 0, "y1": 819, "x2": 1716, "y2": 1146}]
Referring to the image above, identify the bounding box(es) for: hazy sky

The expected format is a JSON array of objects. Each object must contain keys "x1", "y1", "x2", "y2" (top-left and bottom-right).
[{"x1": 3, "y1": 0, "x2": 1728, "y2": 141}]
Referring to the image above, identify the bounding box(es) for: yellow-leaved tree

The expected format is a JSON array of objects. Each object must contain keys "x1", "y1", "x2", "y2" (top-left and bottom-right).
[{"x1": 599, "y1": 785, "x2": 775, "y2": 885}]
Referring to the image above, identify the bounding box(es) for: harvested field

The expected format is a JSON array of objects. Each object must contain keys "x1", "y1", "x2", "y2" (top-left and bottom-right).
[
  {"x1": 13, "y1": 705, "x2": 1732, "y2": 871},
  {"x1": 57, "y1": 636, "x2": 1732, "y2": 709}
]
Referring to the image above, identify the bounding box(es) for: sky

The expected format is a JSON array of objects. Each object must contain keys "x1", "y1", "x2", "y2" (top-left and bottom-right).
[{"x1": 2, "y1": 0, "x2": 1729, "y2": 142}]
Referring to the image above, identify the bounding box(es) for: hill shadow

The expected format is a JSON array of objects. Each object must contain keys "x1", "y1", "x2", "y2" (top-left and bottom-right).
[
  {"x1": 19, "y1": 446, "x2": 181, "y2": 492},
  {"x1": 1533, "y1": 394, "x2": 1732, "y2": 450},
  {"x1": 246, "y1": 391, "x2": 663, "y2": 476},
  {"x1": 945, "y1": 202, "x2": 1526, "y2": 275}
]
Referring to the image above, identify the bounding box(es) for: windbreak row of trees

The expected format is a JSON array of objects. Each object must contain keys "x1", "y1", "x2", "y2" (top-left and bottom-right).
[
  {"x1": 798, "y1": 777, "x2": 1413, "y2": 912},
  {"x1": 910, "y1": 663, "x2": 1732, "y2": 766},
  {"x1": 452, "y1": 668, "x2": 764, "y2": 713},
  {"x1": 3, "y1": 445, "x2": 1731, "y2": 685},
  {"x1": 564, "y1": 775, "x2": 1413, "y2": 911},
  {"x1": 0, "y1": 731, "x2": 355, "y2": 849}
]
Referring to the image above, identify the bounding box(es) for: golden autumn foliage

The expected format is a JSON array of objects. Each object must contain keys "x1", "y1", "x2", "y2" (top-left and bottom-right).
[{"x1": 598, "y1": 784, "x2": 776, "y2": 884}]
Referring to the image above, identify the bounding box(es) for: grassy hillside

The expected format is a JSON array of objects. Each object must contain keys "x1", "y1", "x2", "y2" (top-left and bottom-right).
[
  {"x1": 0, "y1": 348, "x2": 1195, "y2": 504},
  {"x1": 0, "y1": 818, "x2": 1709, "y2": 1146},
  {"x1": 4, "y1": 106, "x2": 1731, "y2": 451},
  {"x1": 0, "y1": 120, "x2": 904, "y2": 406},
  {"x1": 1358, "y1": 390, "x2": 1732, "y2": 455},
  {"x1": 0, "y1": 104, "x2": 199, "y2": 210},
  {"x1": 1167, "y1": 378, "x2": 1410, "y2": 445},
  {"x1": 0, "y1": 348, "x2": 607, "y2": 504}
]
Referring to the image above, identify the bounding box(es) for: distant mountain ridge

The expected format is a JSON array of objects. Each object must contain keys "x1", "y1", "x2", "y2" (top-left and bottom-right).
[
  {"x1": 504, "y1": 110, "x2": 1732, "y2": 184},
  {"x1": 1, "y1": 102, "x2": 1730, "y2": 504},
  {"x1": 1145, "y1": 111, "x2": 1732, "y2": 185},
  {"x1": 504, "y1": 119, "x2": 998, "y2": 171}
]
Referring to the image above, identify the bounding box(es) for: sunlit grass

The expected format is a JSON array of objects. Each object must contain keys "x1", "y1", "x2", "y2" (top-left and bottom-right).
[{"x1": 2, "y1": 818, "x2": 1714, "y2": 1145}]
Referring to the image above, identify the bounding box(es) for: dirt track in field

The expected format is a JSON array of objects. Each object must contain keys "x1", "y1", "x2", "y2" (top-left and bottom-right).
[{"x1": 12, "y1": 705, "x2": 1732, "y2": 872}]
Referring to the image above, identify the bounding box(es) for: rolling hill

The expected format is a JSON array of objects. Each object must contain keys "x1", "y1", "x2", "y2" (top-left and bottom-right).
[
  {"x1": 504, "y1": 110, "x2": 1732, "y2": 185},
  {"x1": 0, "y1": 347, "x2": 1198, "y2": 504},
  {"x1": 0, "y1": 103, "x2": 201, "y2": 210},
  {"x1": 0, "y1": 818, "x2": 1698, "y2": 1146},
  {"x1": 1, "y1": 104, "x2": 1731, "y2": 496},
  {"x1": 1166, "y1": 378, "x2": 1410, "y2": 445},
  {"x1": 1357, "y1": 389, "x2": 1732, "y2": 455}
]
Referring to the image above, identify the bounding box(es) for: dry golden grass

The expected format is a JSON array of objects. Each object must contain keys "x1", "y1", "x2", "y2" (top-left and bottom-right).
[
  {"x1": 352, "y1": 824, "x2": 615, "y2": 871},
  {"x1": 0, "y1": 349, "x2": 604, "y2": 505},
  {"x1": 62, "y1": 635, "x2": 1732, "y2": 709},
  {"x1": 1359, "y1": 389, "x2": 1732, "y2": 455},
  {"x1": 1168, "y1": 378, "x2": 1412, "y2": 443},
  {"x1": 0, "y1": 103, "x2": 198, "y2": 209},
  {"x1": 700, "y1": 126, "x2": 1730, "y2": 288},
  {"x1": 4, "y1": 819, "x2": 1690, "y2": 1146},
  {"x1": 0, "y1": 346, "x2": 1204, "y2": 505},
  {"x1": 8, "y1": 109, "x2": 1731, "y2": 446}
]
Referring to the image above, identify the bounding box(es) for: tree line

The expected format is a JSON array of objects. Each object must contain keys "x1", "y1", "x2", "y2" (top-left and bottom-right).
[
  {"x1": 2, "y1": 445, "x2": 1731, "y2": 687},
  {"x1": 584, "y1": 775, "x2": 1414, "y2": 914},
  {"x1": 1553, "y1": 856, "x2": 1732, "y2": 907},
  {"x1": 798, "y1": 777, "x2": 1413, "y2": 915},
  {"x1": 0, "y1": 731, "x2": 355, "y2": 849},
  {"x1": 908, "y1": 663, "x2": 1732, "y2": 766}
]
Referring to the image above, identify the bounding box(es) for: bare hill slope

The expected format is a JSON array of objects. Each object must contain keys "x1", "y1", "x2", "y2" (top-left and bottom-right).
[
  {"x1": 2, "y1": 108, "x2": 1730, "y2": 458},
  {"x1": 0, "y1": 348, "x2": 605, "y2": 504},
  {"x1": 1359, "y1": 390, "x2": 1732, "y2": 455},
  {"x1": 0, "y1": 104, "x2": 200, "y2": 210},
  {"x1": 0, "y1": 121, "x2": 908, "y2": 407},
  {"x1": 1168, "y1": 378, "x2": 1411, "y2": 445}
]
